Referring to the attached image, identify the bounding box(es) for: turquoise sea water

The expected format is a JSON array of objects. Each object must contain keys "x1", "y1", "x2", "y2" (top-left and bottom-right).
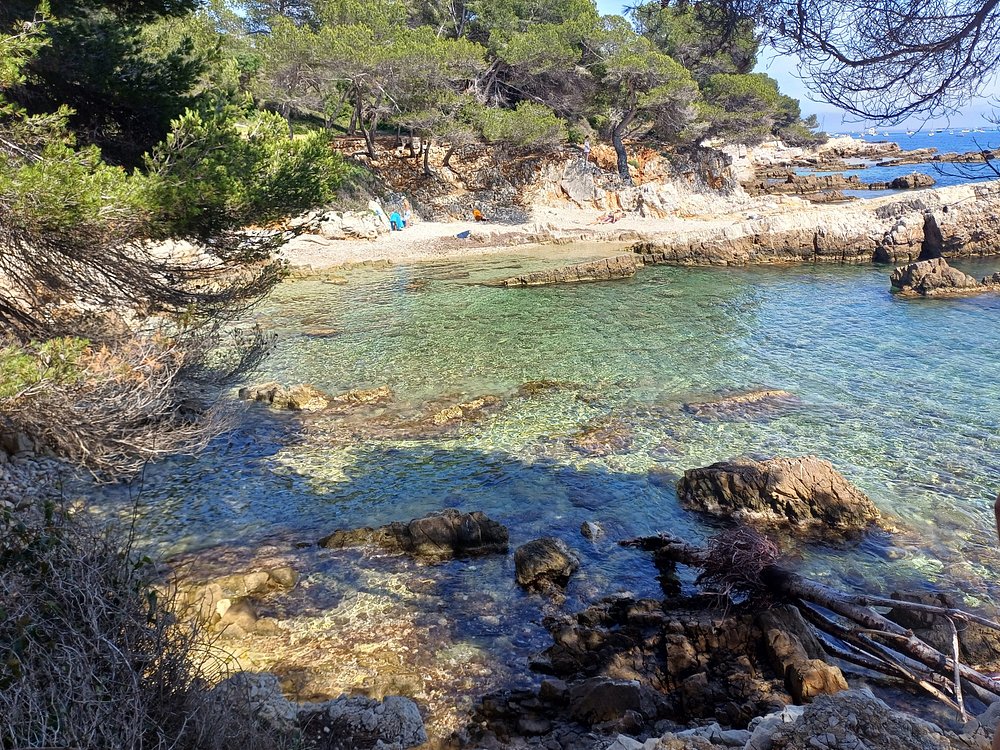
[{"x1": 94, "y1": 251, "x2": 1000, "y2": 716}]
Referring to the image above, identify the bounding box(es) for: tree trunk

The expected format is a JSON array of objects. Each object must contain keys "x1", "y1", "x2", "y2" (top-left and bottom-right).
[
  {"x1": 612, "y1": 110, "x2": 636, "y2": 186},
  {"x1": 422, "y1": 138, "x2": 432, "y2": 176},
  {"x1": 408, "y1": 129, "x2": 417, "y2": 159},
  {"x1": 348, "y1": 94, "x2": 360, "y2": 135},
  {"x1": 443, "y1": 143, "x2": 455, "y2": 170}
]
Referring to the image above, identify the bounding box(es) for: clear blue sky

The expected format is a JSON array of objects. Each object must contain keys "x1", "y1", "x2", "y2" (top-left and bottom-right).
[{"x1": 594, "y1": 0, "x2": 1000, "y2": 131}]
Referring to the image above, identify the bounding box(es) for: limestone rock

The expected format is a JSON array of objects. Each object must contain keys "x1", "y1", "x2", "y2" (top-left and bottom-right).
[
  {"x1": 676, "y1": 456, "x2": 880, "y2": 533},
  {"x1": 487, "y1": 255, "x2": 642, "y2": 287},
  {"x1": 319, "y1": 508, "x2": 509, "y2": 560},
  {"x1": 208, "y1": 672, "x2": 298, "y2": 731},
  {"x1": 514, "y1": 537, "x2": 580, "y2": 590},
  {"x1": 298, "y1": 695, "x2": 426, "y2": 750},
  {"x1": 765, "y1": 688, "x2": 950, "y2": 750},
  {"x1": 216, "y1": 598, "x2": 259, "y2": 637},
  {"x1": 890, "y1": 257, "x2": 997, "y2": 297},
  {"x1": 426, "y1": 395, "x2": 501, "y2": 425}
]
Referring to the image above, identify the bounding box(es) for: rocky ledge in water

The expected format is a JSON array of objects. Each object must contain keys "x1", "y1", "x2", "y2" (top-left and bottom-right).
[
  {"x1": 674, "y1": 456, "x2": 881, "y2": 535},
  {"x1": 682, "y1": 389, "x2": 799, "y2": 421},
  {"x1": 485, "y1": 255, "x2": 642, "y2": 287},
  {"x1": 318, "y1": 508, "x2": 509, "y2": 561},
  {"x1": 239, "y1": 382, "x2": 394, "y2": 411},
  {"x1": 890, "y1": 257, "x2": 1000, "y2": 298},
  {"x1": 744, "y1": 170, "x2": 936, "y2": 199}
]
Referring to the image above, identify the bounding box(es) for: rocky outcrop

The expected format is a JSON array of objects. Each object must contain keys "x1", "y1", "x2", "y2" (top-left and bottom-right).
[
  {"x1": 172, "y1": 565, "x2": 299, "y2": 637},
  {"x1": 319, "y1": 508, "x2": 509, "y2": 560},
  {"x1": 759, "y1": 607, "x2": 848, "y2": 704},
  {"x1": 486, "y1": 255, "x2": 642, "y2": 287},
  {"x1": 209, "y1": 672, "x2": 427, "y2": 749},
  {"x1": 676, "y1": 456, "x2": 880, "y2": 533},
  {"x1": 888, "y1": 172, "x2": 936, "y2": 190},
  {"x1": 630, "y1": 182, "x2": 1000, "y2": 267},
  {"x1": 890, "y1": 257, "x2": 1000, "y2": 297},
  {"x1": 239, "y1": 382, "x2": 330, "y2": 411},
  {"x1": 514, "y1": 537, "x2": 581, "y2": 590}
]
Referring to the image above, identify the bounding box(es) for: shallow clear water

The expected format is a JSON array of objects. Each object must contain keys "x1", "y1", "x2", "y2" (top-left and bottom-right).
[{"x1": 93, "y1": 251, "x2": 1000, "y2": 728}]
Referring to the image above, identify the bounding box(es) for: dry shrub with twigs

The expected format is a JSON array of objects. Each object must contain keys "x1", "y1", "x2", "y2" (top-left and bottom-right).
[
  {"x1": 0, "y1": 329, "x2": 270, "y2": 478},
  {"x1": 696, "y1": 525, "x2": 783, "y2": 602},
  {"x1": 0, "y1": 501, "x2": 295, "y2": 750}
]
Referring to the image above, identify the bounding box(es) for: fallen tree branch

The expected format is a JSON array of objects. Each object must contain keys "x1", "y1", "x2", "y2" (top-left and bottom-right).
[{"x1": 623, "y1": 529, "x2": 1000, "y2": 714}]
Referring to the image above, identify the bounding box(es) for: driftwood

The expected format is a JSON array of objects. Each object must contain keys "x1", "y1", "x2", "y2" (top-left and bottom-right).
[{"x1": 623, "y1": 528, "x2": 1000, "y2": 718}]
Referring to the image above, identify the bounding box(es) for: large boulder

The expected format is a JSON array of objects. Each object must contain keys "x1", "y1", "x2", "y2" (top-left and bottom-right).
[
  {"x1": 889, "y1": 256, "x2": 1000, "y2": 297},
  {"x1": 319, "y1": 508, "x2": 509, "y2": 560},
  {"x1": 889, "y1": 172, "x2": 935, "y2": 190},
  {"x1": 764, "y1": 689, "x2": 950, "y2": 750},
  {"x1": 514, "y1": 537, "x2": 580, "y2": 590},
  {"x1": 676, "y1": 456, "x2": 880, "y2": 533}
]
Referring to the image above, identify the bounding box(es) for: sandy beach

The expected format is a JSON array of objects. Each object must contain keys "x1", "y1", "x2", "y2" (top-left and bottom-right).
[{"x1": 278, "y1": 201, "x2": 758, "y2": 272}]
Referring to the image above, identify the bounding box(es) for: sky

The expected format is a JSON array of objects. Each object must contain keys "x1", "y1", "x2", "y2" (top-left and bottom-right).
[{"x1": 594, "y1": 0, "x2": 1000, "y2": 132}]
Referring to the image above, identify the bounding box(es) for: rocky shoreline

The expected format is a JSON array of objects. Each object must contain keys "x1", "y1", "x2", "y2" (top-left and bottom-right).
[{"x1": 277, "y1": 135, "x2": 1000, "y2": 275}]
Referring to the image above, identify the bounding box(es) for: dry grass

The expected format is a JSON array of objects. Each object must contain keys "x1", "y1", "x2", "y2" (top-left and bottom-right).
[{"x1": 0, "y1": 501, "x2": 296, "y2": 750}]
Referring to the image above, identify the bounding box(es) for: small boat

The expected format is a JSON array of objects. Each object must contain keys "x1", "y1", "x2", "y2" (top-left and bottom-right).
[{"x1": 906, "y1": 131, "x2": 915, "y2": 136}]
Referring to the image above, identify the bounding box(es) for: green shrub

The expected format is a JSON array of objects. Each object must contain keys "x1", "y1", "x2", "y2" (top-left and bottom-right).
[{"x1": 476, "y1": 101, "x2": 567, "y2": 149}]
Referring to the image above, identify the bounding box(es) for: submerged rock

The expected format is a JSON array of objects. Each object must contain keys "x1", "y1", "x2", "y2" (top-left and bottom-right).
[
  {"x1": 486, "y1": 255, "x2": 642, "y2": 287},
  {"x1": 570, "y1": 417, "x2": 634, "y2": 457},
  {"x1": 676, "y1": 456, "x2": 880, "y2": 533},
  {"x1": 889, "y1": 257, "x2": 992, "y2": 297},
  {"x1": 319, "y1": 508, "x2": 509, "y2": 560},
  {"x1": 330, "y1": 385, "x2": 394, "y2": 406},
  {"x1": 239, "y1": 382, "x2": 330, "y2": 411},
  {"x1": 683, "y1": 389, "x2": 799, "y2": 420},
  {"x1": 514, "y1": 537, "x2": 581, "y2": 590},
  {"x1": 426, "y1": 395, "x2": 501, "y2": 426}
]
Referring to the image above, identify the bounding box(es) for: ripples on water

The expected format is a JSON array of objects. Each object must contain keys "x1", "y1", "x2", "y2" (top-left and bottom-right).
[{"x1": 94, "y1": 251, "x2": 1000, "y2": 733}]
